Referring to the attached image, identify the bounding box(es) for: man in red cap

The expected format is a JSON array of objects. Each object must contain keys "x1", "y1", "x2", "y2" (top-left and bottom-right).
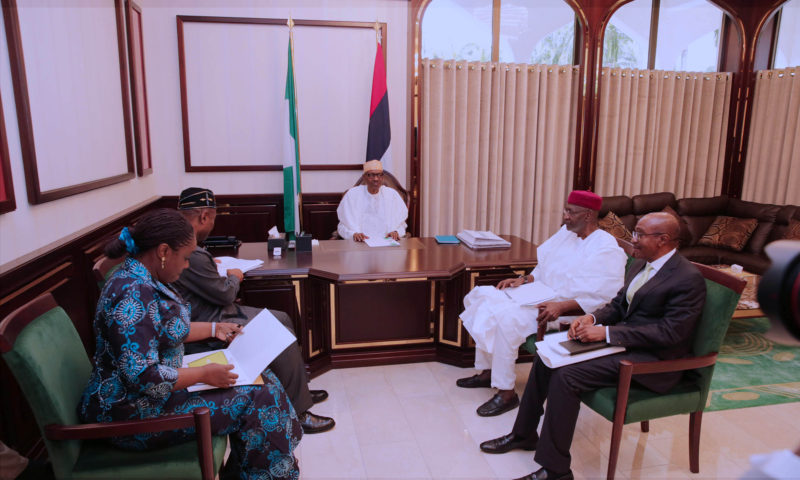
[{"x1": 458, "y1": 190, "x2": 627, "y2": 417}]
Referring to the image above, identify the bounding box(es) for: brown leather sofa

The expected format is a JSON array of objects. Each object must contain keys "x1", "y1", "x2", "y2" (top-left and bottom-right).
[{"x1": 598, "y1": 192, "x2": 800, "y2": 275}]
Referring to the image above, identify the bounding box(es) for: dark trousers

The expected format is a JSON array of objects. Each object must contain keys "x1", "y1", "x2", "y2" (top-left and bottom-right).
[
  {"x1": 511, "y1": 351, "x2": 670, "y2": 474},
  {"x1": 185, "y1": 307, "x2": 314, "y2": 415}
]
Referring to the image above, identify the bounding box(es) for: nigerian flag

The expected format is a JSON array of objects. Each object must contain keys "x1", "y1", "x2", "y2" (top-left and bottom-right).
[{"x1": 283, "y1": 36, "x2": 301, "y2": 239}]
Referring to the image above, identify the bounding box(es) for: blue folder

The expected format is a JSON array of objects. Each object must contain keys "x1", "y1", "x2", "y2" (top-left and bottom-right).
[{"x1": 434, "y1": 235, "x2": 460, "y2": 244}]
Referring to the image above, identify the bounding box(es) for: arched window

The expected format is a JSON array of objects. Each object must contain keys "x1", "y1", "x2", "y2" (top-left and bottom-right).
[
  {"x1": 773, "y1": 0, "x2": 800, "y2": 68},
  {"x1": 421, "y1": 0, "x2": 576, "y2": 65},
  {"x1": 604, "y1": 0, "x2": 724, "y2": 71}
]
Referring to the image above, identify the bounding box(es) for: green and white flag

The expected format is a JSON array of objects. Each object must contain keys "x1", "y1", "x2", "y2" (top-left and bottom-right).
[{"x1": 283, "y1": 29, "x2": 301, "y2": 239}]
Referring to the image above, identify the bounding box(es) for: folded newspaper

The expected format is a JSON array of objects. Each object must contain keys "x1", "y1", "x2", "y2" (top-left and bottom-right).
[
  {"x1": 214, "y1": 256, "x2": 264, "y2": 277},
  {"x1": 456, "y1": 230, "x2": 511, "y2": 249},
  {"x1": 535, "y1": 331, "x2": 625, "y2": 369},
  {"x1": 182, "y1": 309, "x2": 295, "y2": 391}
]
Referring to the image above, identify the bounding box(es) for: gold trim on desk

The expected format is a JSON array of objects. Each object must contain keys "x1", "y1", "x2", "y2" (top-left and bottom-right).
[
  {"x1": 292, "y1": 280, "x2": 302, "y2": 314},
  {"x1": 340, "y1": 277, "x2": 428, "y2": 284},
  {"x1": 469, "y1": 272, "x2": 479, "y2": 290},
  {"x1": 331, "y1": 337, "x2": 434, "y2": 349},
  {"x1": 308, "y1": 329, "x2": 320, "y2": 357}
]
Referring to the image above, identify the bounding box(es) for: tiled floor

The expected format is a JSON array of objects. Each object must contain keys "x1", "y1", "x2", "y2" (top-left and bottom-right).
[{"x1": 297, "y1": 359, "x2": 800, "y2": 480}]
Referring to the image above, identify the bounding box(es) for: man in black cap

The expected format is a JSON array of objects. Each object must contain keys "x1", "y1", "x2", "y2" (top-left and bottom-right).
[{"x1": 173, "y1": 187, "x2": 334, "y2": 434}]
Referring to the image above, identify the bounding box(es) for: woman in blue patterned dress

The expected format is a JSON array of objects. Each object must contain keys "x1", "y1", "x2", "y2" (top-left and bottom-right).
[{"x1": 78, "y1": 209, "x2": 301, "y2": 480}]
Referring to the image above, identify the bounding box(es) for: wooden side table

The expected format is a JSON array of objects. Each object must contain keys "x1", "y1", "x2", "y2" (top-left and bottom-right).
[{"x1": 710, "y1": 264, "x2": 763, "y2": 318}]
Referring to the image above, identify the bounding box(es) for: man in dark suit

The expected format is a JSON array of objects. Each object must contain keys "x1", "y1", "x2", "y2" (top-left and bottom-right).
[{"x1": 479, "y1": 212, "x2": 706, "y2": 480}]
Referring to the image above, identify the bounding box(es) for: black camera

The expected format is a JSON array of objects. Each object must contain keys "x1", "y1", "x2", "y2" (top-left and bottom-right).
[{"x1": 758, "y1": 240, "x2": 800, "y2": 340}]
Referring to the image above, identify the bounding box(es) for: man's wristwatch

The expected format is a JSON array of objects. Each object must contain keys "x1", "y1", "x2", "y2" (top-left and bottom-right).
[{"x1": 519, "y1": 275, "x2": 529, "y2": 284}]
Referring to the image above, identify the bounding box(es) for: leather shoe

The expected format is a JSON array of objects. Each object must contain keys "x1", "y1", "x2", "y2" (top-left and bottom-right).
[
  {"x1": 513, "y1": 467, "x2": 574, "y2": 480},
  {"x1": 310, "y1": 389, "x2": 329, "y2": 404},
  {"x1": 476, "y1": 392, "x2": 519, "y2": 417},
  {"x1": 480, "y1": 432, "x2": 537, "y2": 454},
  {"x1": 298, "y1": 411, "x2": 335, "y2": 434},
  {"x1": 456, "y1": 374, "x2": 491, "y2": 388}
]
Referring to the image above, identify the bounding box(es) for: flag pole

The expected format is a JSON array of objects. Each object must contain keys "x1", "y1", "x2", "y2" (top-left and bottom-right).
[{"x1": 288, "y1": 15, "x2": 303, "y2": 236}]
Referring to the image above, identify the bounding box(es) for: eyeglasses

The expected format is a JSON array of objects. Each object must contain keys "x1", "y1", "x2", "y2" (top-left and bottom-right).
[
  {"x1": 563, "y1": 208, "x2": 588, "y2": 216},
  {"x1": 365, "y1": 172, "x2": 384, "y2": 179},
  {"x1": 631, "y1": 231, "x2": 667, "y2": 240}
]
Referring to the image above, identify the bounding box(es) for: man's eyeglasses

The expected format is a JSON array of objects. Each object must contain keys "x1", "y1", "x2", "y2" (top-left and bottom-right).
[
  {"x1": 563, "y1": 208, "x2": 588, "y2": 216},
  {"x1": 365, "y1": 172, "x2": 384, "y2": 179},
  {"x1": 631, "y1": 231, "x2": 667, "y2": 240}
]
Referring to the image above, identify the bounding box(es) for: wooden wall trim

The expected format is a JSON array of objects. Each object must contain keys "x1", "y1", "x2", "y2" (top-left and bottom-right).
[
  {"x1": 1, "y1": 0, "x2": 135, "y2": 204},
  {"x1": 126, "y1": 0, "x2": 154, "y2": 176},
  {"x1": 0, "y1": 87, "x2": 15, "y2": 214}
]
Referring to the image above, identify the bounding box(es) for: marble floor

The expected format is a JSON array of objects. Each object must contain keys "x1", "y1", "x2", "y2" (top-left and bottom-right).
[{"x1": 296, "y1": 360, "x2": 800, "y2": 479}]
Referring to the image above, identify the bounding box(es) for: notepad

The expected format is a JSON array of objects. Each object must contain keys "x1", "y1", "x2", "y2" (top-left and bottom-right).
[
  {"x1": 558, "y1": 339, "x2": 612, "y2": 355},
  {"x1": 535, "y1": 331, "x2": 625, "y2": 368},
  {"x1": 434, "y1": 235, "x2": 460, "y2": 244}
]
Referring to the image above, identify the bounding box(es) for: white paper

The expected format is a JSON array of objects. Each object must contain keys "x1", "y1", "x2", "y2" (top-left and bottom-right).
[
  {"x1": 267, "y1": 226, "x2": 280, "y2": 238},
  {"x1": 456, "y1": 230, "x2": 511, "y2": 249},
  {"x1": 502, "y1": 282, "x2": 557, "y2": 306},
  {"x1": 214, "y1": 256, "x2": 264, "y2": 277},
  {"x1": 364, "y1": 237, "x2": 400, "y2": 247},
  {"x1": 535, "y1": 331, "x2": 625, "y2": 369},
  {"x1": 183, "y1": 309, "x2": 296, "y2": 391}
]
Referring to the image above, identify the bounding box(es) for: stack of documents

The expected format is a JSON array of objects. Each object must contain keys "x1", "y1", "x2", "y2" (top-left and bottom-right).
[
  {"x1": 182, "y1": 309, "x2": 296, "y2": 391},
  {"x1": 214, "y1": 256, "x2": 264, "y2": 277},
  {"x1": 535, "y1": 331, "x2": 625, "y2": 369},
  {"x1": 503, "y1": 282, "x2": 556, "y2": 306},
  {"x1": 455, "y1": 230, "x2": 511, "y2": 249}
]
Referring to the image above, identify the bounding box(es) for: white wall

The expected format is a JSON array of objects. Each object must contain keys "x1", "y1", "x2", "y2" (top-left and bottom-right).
[{"x1": 0, "y1": 0, "x2": 410, "y2": 268}]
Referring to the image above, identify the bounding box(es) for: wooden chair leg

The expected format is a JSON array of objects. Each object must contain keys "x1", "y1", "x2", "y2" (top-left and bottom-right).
[
  {"x1": 607, "y1": 419, "x2": 624, "y2": 480},
  {"x1": 193, "y1": 407, "x2": 214, "y2": 480},
  {"x1": 640, "y1": 420, "x2": 649, "y2": 432},
  {"x1": 689, "y1": 411, "x2": 703, "y2": 473}
]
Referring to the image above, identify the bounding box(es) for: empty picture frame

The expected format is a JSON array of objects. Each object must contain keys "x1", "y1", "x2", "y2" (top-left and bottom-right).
[{"x1": 2, "y1": 0, "x2": 134, "y2": 204}]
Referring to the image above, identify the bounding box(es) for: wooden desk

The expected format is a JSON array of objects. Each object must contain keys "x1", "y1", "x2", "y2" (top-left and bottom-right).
[{"x1": 234, "y1": 237, "x2": 537, "y2": 375}]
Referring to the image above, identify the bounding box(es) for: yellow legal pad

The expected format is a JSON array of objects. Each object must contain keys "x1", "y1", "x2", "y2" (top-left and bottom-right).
[{"x1": 187, "y1": 351, "x2": 264, "y2": 385}]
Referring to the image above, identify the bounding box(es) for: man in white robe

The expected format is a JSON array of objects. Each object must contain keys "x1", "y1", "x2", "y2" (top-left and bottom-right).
[
  {"x1": 458, "y1": 191, "x2": 627, "y2": 417},
  {"x1": 337, "y1": 159, "x2": 408, "y2": 241}
]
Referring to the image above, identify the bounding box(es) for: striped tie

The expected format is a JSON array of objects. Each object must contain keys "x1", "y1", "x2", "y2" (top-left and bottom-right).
[{"x1": 626, "y1": 264, "x2": 653, "y2": 307}]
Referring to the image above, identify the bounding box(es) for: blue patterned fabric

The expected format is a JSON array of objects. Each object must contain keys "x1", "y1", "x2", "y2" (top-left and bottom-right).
[{"x1": 79, "y1": 257, "x2": 301, "y2": 479}]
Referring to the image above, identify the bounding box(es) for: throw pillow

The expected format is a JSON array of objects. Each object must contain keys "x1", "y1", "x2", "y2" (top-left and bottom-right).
[
  {"x1": 662, "y1": 205, "x2": 692, "y2": 246},
  {"x1": 698, "y1": 216, "x2": 758, "y2": 251},
  {"x1": 599, "y1": 211, "x2": 632, "y2": 242},
  {"x1": 784, "y1": 219, "x2": 800, "y2": 240}
]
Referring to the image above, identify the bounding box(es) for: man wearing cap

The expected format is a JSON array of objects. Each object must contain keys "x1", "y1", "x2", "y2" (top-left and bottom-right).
[
  {"x1": 337, "y1": 159, "x2": 408, "y2": 241},
  {"x1": 457, "y1": 191, "x2": 627, "y2": 417},
  {"x1": 173, "y1": 187, "x2": 335, "y2": 434}
]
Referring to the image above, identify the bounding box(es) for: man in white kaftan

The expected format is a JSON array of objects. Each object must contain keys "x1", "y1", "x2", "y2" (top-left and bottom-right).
[
  {"x1": 458, "y1": 190, "x2": 627, "y2": 417},
  {"x1": 337, "y1": 159, "x2": 408, "y2": 241}
]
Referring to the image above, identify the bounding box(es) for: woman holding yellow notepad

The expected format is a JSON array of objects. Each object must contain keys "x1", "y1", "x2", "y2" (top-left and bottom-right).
[{"x1": 78, "y1": 209, "x2": 301, "y2": 480}]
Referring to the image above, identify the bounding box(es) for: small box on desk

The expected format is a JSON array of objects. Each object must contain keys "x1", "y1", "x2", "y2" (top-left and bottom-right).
[
  {"x1": 267, "y1": 237, "x2": 286, "y2": 252},
  {"x1": 296, "y1": 234, "x2": 312, "y2": 252}
]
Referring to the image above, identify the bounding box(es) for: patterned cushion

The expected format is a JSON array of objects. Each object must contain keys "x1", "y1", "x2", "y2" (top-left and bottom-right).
[
  {"x1": 784, "y1": 219, "x2": 800, "y2": 240},
  {"x1": 599, "y1": 211, "x2": 632, "y2": 242},
  {"x1": 698, "y1": 216, "x2": 758, "y2": 251}
]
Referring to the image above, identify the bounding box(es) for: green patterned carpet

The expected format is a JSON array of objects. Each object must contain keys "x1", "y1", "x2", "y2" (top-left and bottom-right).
[{"x1": 706, "y1": 316, "x2": 800, "y2": 412}]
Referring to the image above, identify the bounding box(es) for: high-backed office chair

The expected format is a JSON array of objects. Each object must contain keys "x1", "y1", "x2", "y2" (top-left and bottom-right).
[
  {"x1": 331, "y1": 170, "x2": 410, "y2": 239},
  {"x1": 580, "y1": 263, "x2": 745, "y2": 479},
  {"x1": 91, "y1": 255, "x2": 123, "y2": 290},
  {"x1": 0, "y1": 293, "x2": 228, "y2": 480}
]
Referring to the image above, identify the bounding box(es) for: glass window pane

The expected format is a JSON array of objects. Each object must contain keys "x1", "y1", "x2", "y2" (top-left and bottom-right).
[
  {"x1": 498, "y1": 0, "x2": 575, "y2": 65},
  {"x1": 655, "y1": 0, "x2": 723, "y2": 72},
  {"x1": 603, "y1": 0, "x2": 651, "y2": 69},
  {"x1": 774, "y1": 0, "x2": 800, "y2": 68},
  {"x1": 421, "y1": 0, "x2": 493, "y2": 61}
]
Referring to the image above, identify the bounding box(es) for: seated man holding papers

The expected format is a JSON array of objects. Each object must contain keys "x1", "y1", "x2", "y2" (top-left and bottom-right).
[
  {"x1": 458, "y1": 191, "x2": 627, "y2": 417},
  {"x1": 480, "y1": 212, "x2": 706, "y2": 480},
  {"x1": 337, "y1": 159, "x2": 408, "y2": 242},
  {"x1": 173, "y1": 187, "x2": 335, "y2": 434}
]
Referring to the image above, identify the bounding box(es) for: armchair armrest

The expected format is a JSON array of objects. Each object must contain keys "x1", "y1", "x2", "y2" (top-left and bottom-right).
[
  {"x1": 45, "y1": 407, "x2": 215, "y2": 480},
  {"x1": 612, "y1": 353, "x2": 718, "y2": 428}
]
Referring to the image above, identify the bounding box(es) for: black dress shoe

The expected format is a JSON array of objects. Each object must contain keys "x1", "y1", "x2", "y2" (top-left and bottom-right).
[
  {"x1": 298, "y1": 411, "x2": 335, "y2": 434},
  {"x1": 456, "y1": 374, "x2": 491, "y2": 388},
  {"x1": 479, "y1": 432, "x2": 537, "y2": 454},
  {"x1": 310, "y1": 389, "x2": 329, "y2": 404},
  {"x1": 514, "y1": 467, "x2": 573, "y2": 480},
  {"x1": 476, "y1": 392, "x2": 519, "y2": 417}
]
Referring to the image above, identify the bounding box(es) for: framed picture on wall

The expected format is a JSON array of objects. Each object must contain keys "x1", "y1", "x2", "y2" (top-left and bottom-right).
[
  {"x1": 126, "y1": 0, "x2": 153, "y2": 176},
  {"x1": 0, "y1": 88, "x2": 16, "y2": 214}
]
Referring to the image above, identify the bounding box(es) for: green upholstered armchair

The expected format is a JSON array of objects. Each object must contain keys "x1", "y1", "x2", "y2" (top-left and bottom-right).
[
  {"x1": 0, "y1": 293, "x2": 228, "y2": 480},
  {"x1": 579, "y1": 262, "x2": 746, "y2": 480}
]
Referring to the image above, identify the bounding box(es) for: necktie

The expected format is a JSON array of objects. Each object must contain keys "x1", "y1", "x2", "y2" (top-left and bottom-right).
[{"x1": 626, "y1": 264, "x2": 653, "y2": 307}]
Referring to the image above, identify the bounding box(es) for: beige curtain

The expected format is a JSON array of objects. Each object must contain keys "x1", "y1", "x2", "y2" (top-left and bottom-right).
[
  {"x1": 420, "y1": 60, "x2": 578, "y2": 244},
  {"x1": 742, "y1": 67, "x2": 800, "y2": 205},
  {"x1": 594, "y1": 68, "x2": 732, "y2": 198}
]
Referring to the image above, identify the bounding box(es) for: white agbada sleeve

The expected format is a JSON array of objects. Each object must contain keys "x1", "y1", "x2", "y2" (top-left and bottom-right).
[
  {"x1": 382, "y1": 187, "x2": 408, "y2": 236},
  {"x1": 336, "y1": 187, "x2": 361, "y2": 240},
  {"x1": 565, "y1": 237, "x2": 627, "y2": 314}
]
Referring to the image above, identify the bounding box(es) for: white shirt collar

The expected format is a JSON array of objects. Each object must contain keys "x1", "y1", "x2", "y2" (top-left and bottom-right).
[{"x1": 646, "y1": 247, "x2": 677, "y2": 275}]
